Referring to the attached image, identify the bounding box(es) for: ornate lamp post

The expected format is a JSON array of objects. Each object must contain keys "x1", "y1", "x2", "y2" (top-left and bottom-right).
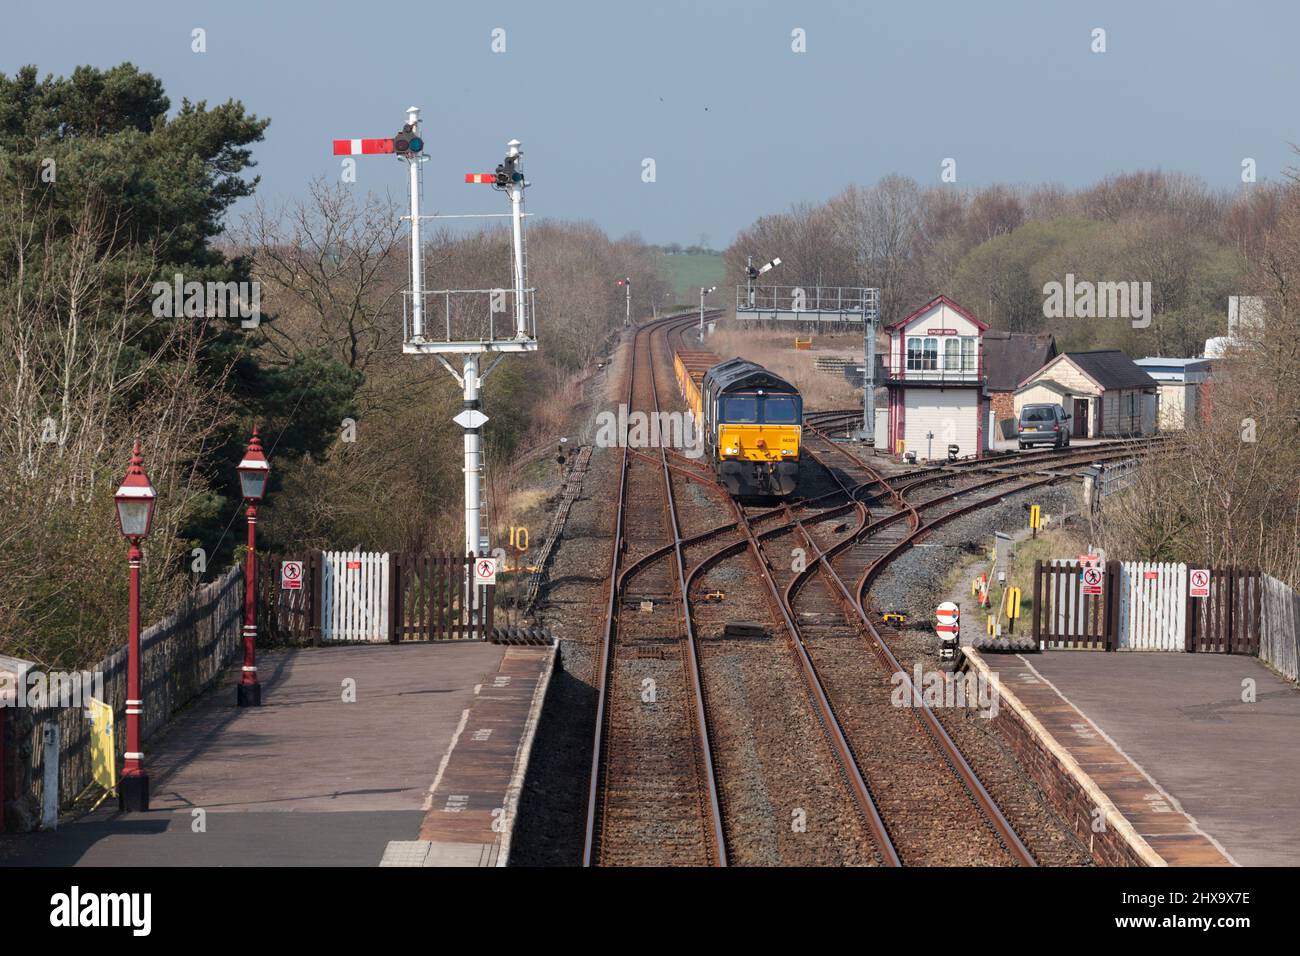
[
  {"x1": 113, "y1": 441, "x2": 157, "y2": 811},
  {"x1": 236, "y1": 428, "x2": 270, "y2": 707}
]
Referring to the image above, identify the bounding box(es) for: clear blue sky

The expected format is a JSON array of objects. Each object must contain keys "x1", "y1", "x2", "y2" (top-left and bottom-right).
[{"x1": 4, "y1": 0, "x2": 1297, "y2": 245}]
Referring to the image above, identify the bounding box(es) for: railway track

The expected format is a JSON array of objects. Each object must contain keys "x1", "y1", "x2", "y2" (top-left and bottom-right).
[
  {"x1": 583, "y1": 314, "x2": 726, "y2": 867},
  {"x1": 583, "y1": 315, "x2": 1163, "y2": 866}
]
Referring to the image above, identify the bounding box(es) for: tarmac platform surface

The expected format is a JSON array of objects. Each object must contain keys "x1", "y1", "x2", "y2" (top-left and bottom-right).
[
  {"x1": 992, "y1": 650, "x2": 1300, "y2": 866},
  {"x1": 2, "y1": 641, "x2": 509, "y2": 866}
]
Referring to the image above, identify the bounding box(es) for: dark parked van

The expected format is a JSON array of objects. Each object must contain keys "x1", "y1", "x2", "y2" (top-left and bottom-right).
[{"x1": 1018, "y1": 403, "x2": 1072, "y2": 449}]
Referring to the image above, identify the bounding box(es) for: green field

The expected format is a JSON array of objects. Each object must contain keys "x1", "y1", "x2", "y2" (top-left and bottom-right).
[{"x1": 658, "y1": 252, "x2": 727, "y2": 304}]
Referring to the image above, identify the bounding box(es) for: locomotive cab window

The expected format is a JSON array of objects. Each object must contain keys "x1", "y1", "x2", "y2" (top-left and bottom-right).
[
  {"x1": 721, "y1": 396, "x2": 758, "y2": 422},
  {"x1": 761, "y1": 395, "x2": 800, "y2": 423}
]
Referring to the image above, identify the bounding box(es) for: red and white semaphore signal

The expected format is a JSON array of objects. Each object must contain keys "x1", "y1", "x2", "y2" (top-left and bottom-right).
[
  {"x1": 463, "y1": 140, "x2": 531, "y2": 343},
  {"x1": 327, "y1": 110, "x2": 539, "y2": 593},
  {"x1": 333, "y1": 107, "x2": 428, "y2": 337},
  {"x1": 332, "y1": 138, "x2": 394, "y2": 156}
]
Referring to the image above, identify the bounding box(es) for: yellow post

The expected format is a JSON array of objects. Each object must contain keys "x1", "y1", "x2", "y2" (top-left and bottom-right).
[
  {"x1": 1029, "y1": 504, "x2": 1041, "y2": 539},
  {"x1": 1007, "y1": 586, "x2": 1021, "y2": 633}
]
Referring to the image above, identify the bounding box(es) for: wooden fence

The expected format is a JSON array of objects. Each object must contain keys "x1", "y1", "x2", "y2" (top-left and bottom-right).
[
  {"x1": 1031, "y1": 560, "x2": 1275, "y2": 658},
  {"x1": 258, "y1": 550, "x2": 494, "y2": 644},
  {"x1": 1186, "y1": 567, "x2": 1261, "y2": 655},
  {"x1": 322, "y1": 551, "x2": 389, "y2": 642},
  {"x1": 9, "y1": 566, "x2": 243, "y2": 824},
  {"x1": 1117, "y1": 562, "x2": 1186, "y2": 651},
  {"x1": 1259, "y1": 575, "x2": 1300, "y2": 681},
  {"x1": 1032, "y1": 559, "x2": 1114, "y2": 650}
]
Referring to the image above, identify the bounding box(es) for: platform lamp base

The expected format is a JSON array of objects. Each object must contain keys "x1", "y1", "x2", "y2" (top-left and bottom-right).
[
  {"x1": 119, "y1": 774, "x2": 150, "y2": 812},
  {"x1": 236, "y1": 682, "x2": 262, "y2": 708}
]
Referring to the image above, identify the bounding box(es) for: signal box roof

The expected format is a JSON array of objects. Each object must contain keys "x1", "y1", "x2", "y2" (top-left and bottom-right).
[{"x1": 703, "y1": 358, "x2": 797, "y2": 394}]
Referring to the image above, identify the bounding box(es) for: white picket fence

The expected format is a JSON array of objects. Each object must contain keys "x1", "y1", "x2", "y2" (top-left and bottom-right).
[
  {"x1": 1117, "y1": 561, "x2": 1187, "y2": 650},
  {"x1": 321, "y1": 551, "x2": 390, "y2": 642}
]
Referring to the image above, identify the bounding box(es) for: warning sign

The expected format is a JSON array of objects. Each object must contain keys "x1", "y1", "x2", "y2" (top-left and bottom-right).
[
  {"x1": 935, "y1": 602, "x2": 960, "y2": 625},
  {"x1": 474, "y1": 556, "x2": 498, "y2": 586},
  {"x1": 281, "y1": 560, "x2": 303, "y2": 590},
  {"x1": 1190, "y1": 568, "x2": 1210, "y2": 598},
  {"x1": 1082, "y1": 565, "x2": 1104, "y2": 595}
]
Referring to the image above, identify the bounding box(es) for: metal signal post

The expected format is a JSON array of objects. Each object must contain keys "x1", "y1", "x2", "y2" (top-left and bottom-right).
[
  {"x1": 617, "y1": 277, "x2": 631, "y2": 326},
  {"x1": 699, "y1": 285, "x2": 716, "y2": 334},
  {"x1": 332, "y1": 111, "x2": 539, "y2": 613}
]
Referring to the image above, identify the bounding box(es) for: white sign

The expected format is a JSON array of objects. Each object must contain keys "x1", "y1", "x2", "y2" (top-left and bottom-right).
[
  {"x1": 281, "y1": 560, "x2": 303, "y2": 590},
  {"x1": 1082, "y1": 565, "x2": 1104, "y2": 595},
  {"x1": 935, "y1": 602, "x2": 960, "y2": 625},
  {"x1": 453, "y1": 409, "x2": 490, "y2": 430},
  {"x1": 1189, "y1": 568, "x2": 1210, "y2": 598},
  {"x1": 474, "y1": 556, "x2": 498, "y2": 586}
]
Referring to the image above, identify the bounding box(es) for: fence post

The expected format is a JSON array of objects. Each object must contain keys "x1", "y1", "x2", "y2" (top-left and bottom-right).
[
  {"x1": 1225, "y1": 567, "x2": 1237, "y2": 655},
  {"x1": 310, "y1": 550, "x2": 323, "y2": 646},
  {"x1": 387, "y1": 553, "x2": 401, "y2": 644},
  {"x1": 483, "y1": 584, "x2": 496, "y2": 639},
  {"x1": 1249, "y1": 568, "x2": 1262, "y2": 656},
  {"x1": 1031, "y1": 560, "x2": 1042, "y2": 648},
  {"x1": 1104, "y1": 560, "x2": 1120, "y2": 651}
]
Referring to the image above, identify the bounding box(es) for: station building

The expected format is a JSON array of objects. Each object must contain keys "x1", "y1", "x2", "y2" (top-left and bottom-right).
[
  {"x1": 1014, "y1": 350, "x2": 1160, "y2": 437},
  {"x1": 1134, "y1": 357, "x2": 1213, "y2": 431}
]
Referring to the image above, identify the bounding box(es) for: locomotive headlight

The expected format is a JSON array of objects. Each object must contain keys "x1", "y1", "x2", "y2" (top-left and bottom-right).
[
  {"x1": 727, "y1": 446, "x2": 738, "y2": 455},
  {"x1": 781, "y1": 448, "x2": 792, "y2": 456}
]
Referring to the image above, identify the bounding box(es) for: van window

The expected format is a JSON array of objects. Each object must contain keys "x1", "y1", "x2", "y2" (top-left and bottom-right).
[{"x1": 1021, "y1": 406, "x2": 1055, "y2": 423}]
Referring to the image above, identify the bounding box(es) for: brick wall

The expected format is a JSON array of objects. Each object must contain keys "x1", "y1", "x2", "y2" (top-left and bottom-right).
[
  {"x1": 989, "y1": 391, "x2": 1016, "y2": 431},
  {"x1": 965, "y1": 654, "x2": 1152, "y2": 866}
]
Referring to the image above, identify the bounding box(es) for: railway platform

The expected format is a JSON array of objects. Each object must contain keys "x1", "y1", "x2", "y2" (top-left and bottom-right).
[
  {"x1": 965, "y1": 648, "x2": 1300, "y2": 867},
  {"x1": 1, "y1": 640, "x2": 552, "y2": 867}
]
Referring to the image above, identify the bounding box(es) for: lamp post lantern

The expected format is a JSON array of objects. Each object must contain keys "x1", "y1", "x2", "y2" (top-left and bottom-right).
[
  {"x1": 113, "y1": 441, "x2": 157, "y2": 811},
  {"x1": 236, "y1": 427, "x2": 270, "y2": 707}
]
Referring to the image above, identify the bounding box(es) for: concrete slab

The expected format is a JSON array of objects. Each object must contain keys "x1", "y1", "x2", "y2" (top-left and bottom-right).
[
  {"x1": 2, "y1": 641, "x2": 506, "y2": 866},
  {"x1": 1012, "y1": 651, "x2": 1300, "y2": 866},
  {"x1": 412, "y1": 645, "x2": 555, "y2": 866}
]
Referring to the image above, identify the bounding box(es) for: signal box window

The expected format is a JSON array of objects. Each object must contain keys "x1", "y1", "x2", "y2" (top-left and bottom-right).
[{"x1": 906, "y1": 337, "x2": 938, "y2": 371}]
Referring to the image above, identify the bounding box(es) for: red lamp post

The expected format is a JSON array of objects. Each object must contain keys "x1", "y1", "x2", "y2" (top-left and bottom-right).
[
  {"x1": 113, "y1": 441, "x2": 157, "y2": 812},
  {"x1": 236, "y1": 428, "x2": 270, "y2": 707}
]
